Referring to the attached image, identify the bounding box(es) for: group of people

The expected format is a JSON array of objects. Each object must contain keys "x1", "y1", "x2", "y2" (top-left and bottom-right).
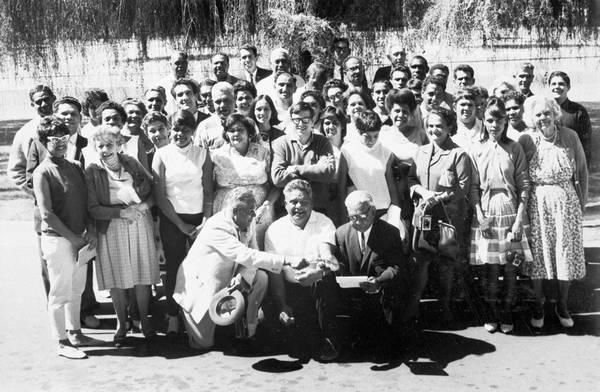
[{"x1": 7, "y1": 38, "x2": 591, "y2": 361}]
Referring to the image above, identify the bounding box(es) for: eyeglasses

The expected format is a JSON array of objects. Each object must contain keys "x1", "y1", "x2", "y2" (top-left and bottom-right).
[
  {"x1": 47, "y1": 135, "x2": 69, "y2": 144},
  {"x1": 334, "y1": 45, "x2": 349, "y2": 51},
  {"x1": 349, "y1": 213, "x2": 370, "y2": 222},
  {"x1": 291, "y1": 117, "x2": 311, "y2": 125}
]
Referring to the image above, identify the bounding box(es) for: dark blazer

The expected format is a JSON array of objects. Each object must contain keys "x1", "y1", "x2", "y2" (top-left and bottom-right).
[
  {"x1": 237, "y1": 67, "x2": 273, "y2": 86},
  {"x1": 334, "y1": 218, "x2": 405, "y2": 287},
  {"x1": 26, "y1": 134, "x2": 88, "y2": 232},
  {"x1": 372, "y1": 65, "x2": 392, "y2": 85}
]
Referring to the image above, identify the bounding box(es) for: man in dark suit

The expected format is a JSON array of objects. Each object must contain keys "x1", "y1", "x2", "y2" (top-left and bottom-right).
[
  {"x1": 26, "y1": 96, "x2": 101, "y2": 334},
  {"x1": 237, "y1": 44, "x2": 272, "y2": 87},
  {"x1": 333, "y1": 190, "x2": 408, "y2": 352},
  {"x1": 372, "y1": 44, "x2": 407, "y2": 86}
]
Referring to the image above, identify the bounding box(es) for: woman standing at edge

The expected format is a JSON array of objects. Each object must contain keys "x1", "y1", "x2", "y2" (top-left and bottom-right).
[
  {"x1": 518, "y1": 95, "x2": 587, "y2": 329},
  {"x1": 152, "y1": 109, "x2": 214, "y2": 338},
  {"x1": 33, "y1": 116, "x2": 98, "y2": 358}
]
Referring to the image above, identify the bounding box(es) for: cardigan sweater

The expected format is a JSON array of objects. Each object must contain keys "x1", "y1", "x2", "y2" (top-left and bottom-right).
[{"x1": 85, "y1": 153, "x2": 153, "y2": 234}]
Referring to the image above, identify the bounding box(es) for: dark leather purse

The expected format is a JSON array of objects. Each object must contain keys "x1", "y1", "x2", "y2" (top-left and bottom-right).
[
  {"x1": 437, "y1": 203, "x2": 459, "y2": 260},
  {"x1": 412, "y1": 202, "x2": 459, "y2": 260}
]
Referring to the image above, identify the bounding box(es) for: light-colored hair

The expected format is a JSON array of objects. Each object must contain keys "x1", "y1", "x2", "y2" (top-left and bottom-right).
[
  {"x1": 270, "y1": 48, "x2": 290, "y2": 63},
  {"x1": 91, "y1": 124, "x2": 123, "y2": 146},
  {"x1": 226, "y1": 188, "x2": 256, "y2": 211},
  {"x1": 344, "y1": 190, "x2": 375, "y2": 211},
  {"x1": 211, "y1": 81, "x2": 234, "y2": 99},
  {"x1": 283, "y1": 179, "x2": 313, "y2": 202},
  {"x1": 522, "y1": 94, "x2": 562, "y2": 129},
  {"x1": 491, "y1": 77, "x2": 516, "y2": 97}
]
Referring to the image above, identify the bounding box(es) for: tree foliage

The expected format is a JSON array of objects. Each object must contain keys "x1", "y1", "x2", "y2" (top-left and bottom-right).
[{"x1": 0, "y1": 0, "x2": 596, "y2": 68}]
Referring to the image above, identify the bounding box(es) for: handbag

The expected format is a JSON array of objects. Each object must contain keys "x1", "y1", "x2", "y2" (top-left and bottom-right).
[{"x1": 437, "y1": 203, "x2": 459, "y2": 260}]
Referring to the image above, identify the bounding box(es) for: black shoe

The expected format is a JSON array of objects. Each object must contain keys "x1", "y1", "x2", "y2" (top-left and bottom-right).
[
  {"x1": 316, "y1": 337, "x2": 339, "y2": 362},
  {"x1": 113, "y1": 333, "x2": 127, "y2": 348}
]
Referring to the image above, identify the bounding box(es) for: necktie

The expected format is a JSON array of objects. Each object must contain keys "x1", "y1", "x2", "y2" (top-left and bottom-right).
[
  {"x1": 249, "y1": 72, "x2": 255, "y2": 87},
  {"x1": 360, "y1": 232, "x2": 366, "y2": 253}
]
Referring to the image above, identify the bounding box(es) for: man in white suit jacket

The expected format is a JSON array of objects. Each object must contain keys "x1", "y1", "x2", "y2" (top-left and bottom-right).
[{"x1": 173, "y1": 189, "x2": 304, "y2": 350}]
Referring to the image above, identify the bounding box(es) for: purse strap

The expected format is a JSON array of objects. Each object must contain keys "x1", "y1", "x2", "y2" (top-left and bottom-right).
[{"x1": 439, "y1": 201, "x2": 452, "y2": 224}]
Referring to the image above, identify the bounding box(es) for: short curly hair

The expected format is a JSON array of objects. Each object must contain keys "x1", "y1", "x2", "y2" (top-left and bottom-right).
[
  {"x1": 222, "y1": 113, "x2": 258, "y2": 143},
  {"x1": 522, "y1": 95, "x2": 562, "y2": 129},
  {"x1": 141, "y1": 112, "x2": 170, "y2": 133},
  {"x1": 98, "y1": 100, "x2": 127, "y2": 124},
  {"x1": 283, "y1": 179, "x2": 313, "y2": 202},
  {"x1": 37, "y1": 116, "x2": 69, "y2": 145}
]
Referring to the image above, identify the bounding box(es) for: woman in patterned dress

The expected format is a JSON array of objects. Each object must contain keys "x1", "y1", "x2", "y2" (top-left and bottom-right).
[
  {"x1": 212, "y1": 113, "x2": 279, "y2": 249},
  {"x1": 469, "y1": 98, "x2": 532, "y2": 334},
  {"x1": 85, "y1": 125, "x2": 160, "y2": 345},
  {"x1": 518, "y1": 95, "x2": 588, "y2": 329}
]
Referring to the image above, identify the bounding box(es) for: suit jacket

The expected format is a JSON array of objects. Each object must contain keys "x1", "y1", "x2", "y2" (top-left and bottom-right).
[
  {"x1": 237, "y1": 67, "x2": 273, "y2": 86},
  {"x1": 173, "y1": 210, "x2": 285, "y2": 323},
  {"x1": 334, "y1": 218, "x2": 405, "y2": 287}
]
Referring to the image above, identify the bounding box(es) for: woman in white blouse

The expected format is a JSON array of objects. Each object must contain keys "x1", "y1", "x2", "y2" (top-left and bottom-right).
[
  {"x1": 212, "y1": 113, "x2": 280, "y2": 248},
  {"x1": 152, "y1": 110, "x2": 214, "y2": 338}
]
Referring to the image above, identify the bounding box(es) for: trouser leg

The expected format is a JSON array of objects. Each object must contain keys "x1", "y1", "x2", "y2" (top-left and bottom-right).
[
  {"x1": 246, "y1": 270, "x2": 268, "y2": 337},
  {"x1": 160, "y1": 212, "x2": 203, "y2": 317},
  {"x1": 42, "y1": 236, "x2": 75, "y2": 341},
  {"x1": 79, "y1": 260, "x2": 97, "y2": 319},
  {"x1": 36, "y1": 233, "x2": 51, "y2": 299},
  {"x1": 182, "y1": 310, "x2": 216, "y2": 350},
  {"x1": 65, "y1": 258, "x2": 87, "y2": 331},
  {"x1": 311, "y1": 273, "x2": 339, "y2": 340}
]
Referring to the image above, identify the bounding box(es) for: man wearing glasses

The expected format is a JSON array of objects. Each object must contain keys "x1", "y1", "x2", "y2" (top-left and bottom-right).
[
  {"x1": 330, "y1": 37, "x2": 351, "y2": 81},
  {"x1": 333, "y1": 191, "x2": 408, "y2": 355},
  {"x1": 271, "y1": 102, "x2": 335, "y2": 215}
]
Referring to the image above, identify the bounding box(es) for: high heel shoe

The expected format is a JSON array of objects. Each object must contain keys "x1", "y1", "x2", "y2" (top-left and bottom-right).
[
  {"x1": 530, "y1": 302, "x2": 544, "y2": 329},
  {"x1": 555, "y1": 306, "x2": 574, "y2": 328}
]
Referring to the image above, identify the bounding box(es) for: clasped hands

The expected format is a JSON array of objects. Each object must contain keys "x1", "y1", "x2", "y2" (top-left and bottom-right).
[{"x1": 286, "y1": 255, "x2": 340, "y2": 287}]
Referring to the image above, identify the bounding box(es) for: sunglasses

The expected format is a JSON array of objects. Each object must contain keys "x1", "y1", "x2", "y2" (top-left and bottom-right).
[{"x1": 47, "y1": 135, "x2": 69, "y2": 144}]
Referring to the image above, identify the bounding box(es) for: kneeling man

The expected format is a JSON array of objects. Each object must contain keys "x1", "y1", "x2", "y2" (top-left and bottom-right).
[
  {"x1": 264, "y1": 179, "x2": 340, "y2": 361},
  {"x1": 173, "y1": 189, "x2": 304, "y2": 350},
  {"x1": 334, "y1": 191, "x2": 408, "y2": 350}
]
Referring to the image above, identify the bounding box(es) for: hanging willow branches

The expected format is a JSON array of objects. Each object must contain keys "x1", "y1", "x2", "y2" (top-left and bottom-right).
[{"x1": 0, "y1": 0, "x2": 596, "y2": 65}]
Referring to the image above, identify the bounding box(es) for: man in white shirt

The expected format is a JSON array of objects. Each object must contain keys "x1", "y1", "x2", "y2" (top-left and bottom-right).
[
  {"x1": 8, "y1": 85, "x2": 56, "y2": 193},
  {"x1": 264, "y1": 179, "x2": 340, "y2": 362},
  {"x1": 195, "y1": 82, "x2": 234, "y2": 149},
  {"x1": 272, "y1": 71, "x2": 296, "y2": 125},
  {"x1": 255, "y1": 48, "x2": 305, "y2": 98}
]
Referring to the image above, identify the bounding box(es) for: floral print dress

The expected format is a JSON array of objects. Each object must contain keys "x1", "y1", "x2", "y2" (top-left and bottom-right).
[{"x1": 524, "y1": 135, "x2": 585, "y2": 280}]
